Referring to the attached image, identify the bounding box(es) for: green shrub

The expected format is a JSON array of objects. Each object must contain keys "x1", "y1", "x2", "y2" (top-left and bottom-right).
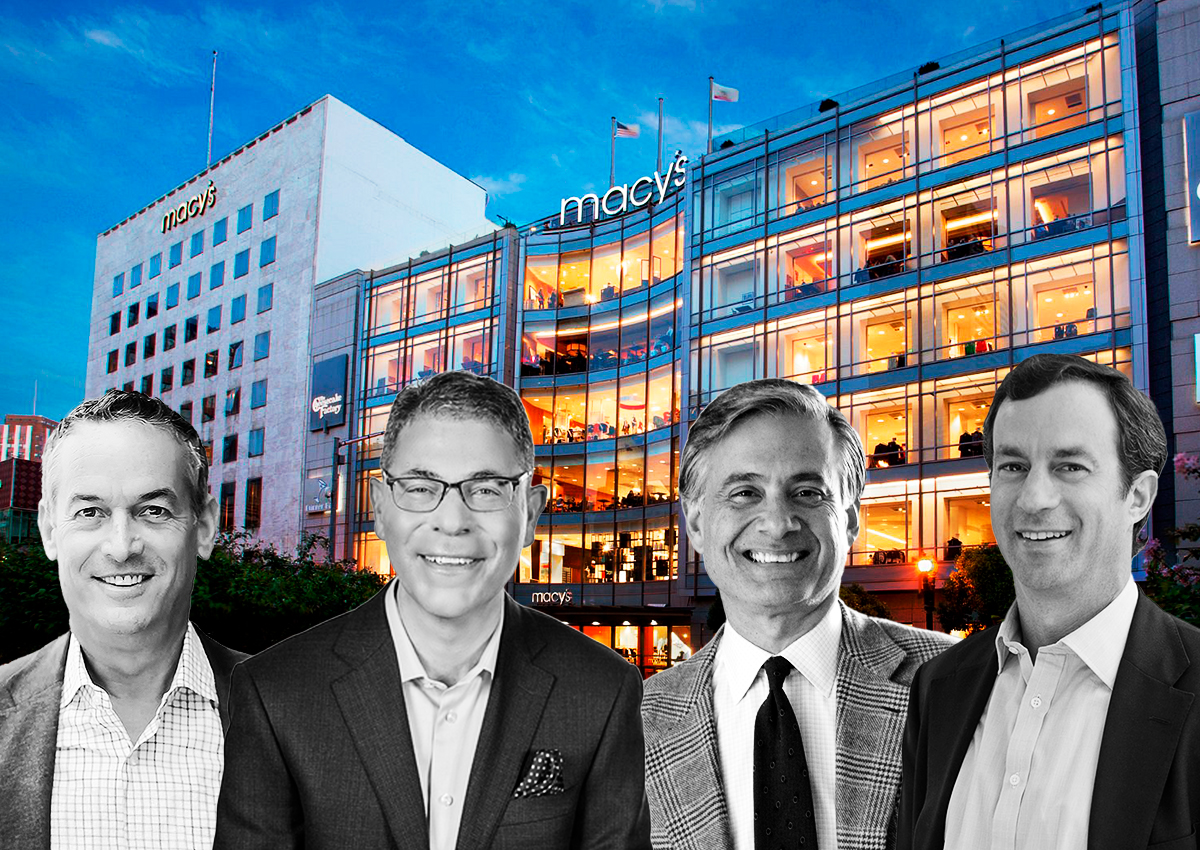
[{"x1": 0, "y1": 533, "x2": 387, "y2": 664}]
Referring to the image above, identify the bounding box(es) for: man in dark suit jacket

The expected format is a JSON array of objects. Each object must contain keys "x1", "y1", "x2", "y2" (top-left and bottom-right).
[
  {"x1": 900, "y1": 353, "x2": 1200, "y2": 850},
  {"x1": 0, "y1": 389, "x2": 247, "y2": 849},
  {"x1": 215, "y1": 371, "x2": 650, "y2": 850}
]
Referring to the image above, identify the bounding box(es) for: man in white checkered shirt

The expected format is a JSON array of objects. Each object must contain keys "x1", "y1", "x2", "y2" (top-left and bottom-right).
[
  {"x1": 642, "y1": 379, "x2": 956, "y2": 850},
  {"x1": 0, "y1": 390, "x2": 247, "y2": 849}
]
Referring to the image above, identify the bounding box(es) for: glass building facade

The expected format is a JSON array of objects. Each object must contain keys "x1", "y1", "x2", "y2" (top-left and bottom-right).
[
  {"x1": 339, "y1": 5, "x2": 1154, "y2": 671},
  {"x1": 353, "y1": 229, "x2": 519, "y2": 573},
  {"x1": 685, "y1": 9, "x2": 1140, "y2": 605}
]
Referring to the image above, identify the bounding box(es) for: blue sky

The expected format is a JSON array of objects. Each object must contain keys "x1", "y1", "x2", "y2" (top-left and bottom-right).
[{"x1": 0, "y1": 0, "x2": 1093, "y2": 421}]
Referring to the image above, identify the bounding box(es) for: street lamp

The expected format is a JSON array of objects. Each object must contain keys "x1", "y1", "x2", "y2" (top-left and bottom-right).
[
  {"x1": 327, "y1": 431, "x2": 383, "y2": 563},
  {"x1": 916, "y1": 555, "x2": 935, "y2": 631}
]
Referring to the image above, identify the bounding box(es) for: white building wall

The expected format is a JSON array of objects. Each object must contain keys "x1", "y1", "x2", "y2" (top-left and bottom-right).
[
  {"x1": 87, "y1": 95, "x2": 495, "y2": 554},
  {"x1": 314, "y1": 97, "x2": 493, "y2": 283}
]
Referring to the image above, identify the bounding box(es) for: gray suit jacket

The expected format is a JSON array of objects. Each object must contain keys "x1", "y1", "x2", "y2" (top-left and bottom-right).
[
  {"x1": 642, "y1": 601, "x2": 954, "y2": 850},
  {"x1": 0, "y1": 627, "x2": 247, "y2": 850},
  {"x1": 214, "y1": 588, "x2": 651, "y2": 850}
]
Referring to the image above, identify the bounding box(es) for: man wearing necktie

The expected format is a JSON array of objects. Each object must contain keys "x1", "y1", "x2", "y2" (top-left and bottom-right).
[{"x1": 642, "y1": 379, "x2": 955, "y2": 850}]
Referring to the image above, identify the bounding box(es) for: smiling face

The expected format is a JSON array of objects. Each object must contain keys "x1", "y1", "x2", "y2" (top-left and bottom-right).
[
  {"x1": 38, "y1": 420, "x2": 217, "y2": 648},
  {"x1": 990, "y1": 381, "x2": 1157, "y2": 608},
  {"x1": 683, "y1": 412, "x2": 859, "y2": 642},
  {"x1": 369, "y1": 415, "x2": 548, "y2": 628}
]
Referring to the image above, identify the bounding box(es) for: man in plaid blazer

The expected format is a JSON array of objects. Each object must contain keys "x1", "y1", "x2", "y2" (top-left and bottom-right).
[{"x1": 644, "y1": 380, "x2": 954, "y2": 850}]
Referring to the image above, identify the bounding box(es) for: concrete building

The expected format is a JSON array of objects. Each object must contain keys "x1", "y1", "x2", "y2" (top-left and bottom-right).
[
  {"x1": 0, "y1": 458, "x2": 42, "y2": 543},
  {"x1": 0, "y1": 415, "x2": 58, "y2": 463},
  {"x1": 87, "y1": 95, "x2": 493, "y2": 551}
]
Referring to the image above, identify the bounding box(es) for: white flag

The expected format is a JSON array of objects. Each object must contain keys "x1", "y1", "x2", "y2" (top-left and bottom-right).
[{"x1": 711, "y1": 81, "x2": 739, "y2": 103}]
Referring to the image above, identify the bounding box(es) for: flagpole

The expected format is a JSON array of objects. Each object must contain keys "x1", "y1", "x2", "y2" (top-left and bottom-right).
[
  {"x1": 657, "y1": 97, "x2": 664, "y2": 173},
  {"x1": 610, "y1": 116, "x2": 616, "y2": 187},
  {"x1": 707, "y1": 77, "x2": 714, "y2": 154},
  {"x1": 207, "y1": 50, "x2": 218, "y2": 167}
]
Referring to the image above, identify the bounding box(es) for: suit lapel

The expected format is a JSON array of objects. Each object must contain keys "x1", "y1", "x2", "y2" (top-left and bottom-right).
[
  {"x1": 834, "y1": 605, "x2": 911, "y2": 850},
  {"x1": 1088, "y1": 593, "x2": 1194, "y2": 850},
  {"x1": 917, "y1": 632, "x2": 997, "y2": 850},
  {"x1": 455, "y1": 597, "x2": 555, "y2": 850},
  {"x1": 195, "y1": 628, "x2": 248, "y2": 733},
  {"x1": 643, "y1": 628, "x2": 731, "y2": 850},
  {"x1": 0, "y1": 634, "x2": 69, "y2": 850},
  {"x1": 330, "y1": 588, "x2": 428, "y2": 850}
]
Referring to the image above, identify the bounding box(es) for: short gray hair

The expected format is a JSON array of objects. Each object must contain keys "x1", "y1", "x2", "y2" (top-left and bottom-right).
[
  {"x1": 679, "y1": 379, "x2": 866, "y2": 507},
  {"x1": 42, "y1": 389, "x2": 209, "y2": 515},
  {"x1": 381, "y1": 371, "x2": 534, "y2": 472}
]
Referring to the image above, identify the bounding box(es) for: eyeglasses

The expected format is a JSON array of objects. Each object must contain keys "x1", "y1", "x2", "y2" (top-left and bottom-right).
[{"x1": 380, "y1": 471, "x2": 530, "y2": 513}]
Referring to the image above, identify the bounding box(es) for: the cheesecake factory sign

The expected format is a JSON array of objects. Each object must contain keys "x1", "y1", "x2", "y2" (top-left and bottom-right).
[{"x1": 161, "y1": 180, "x2": 218, "y2": 233}]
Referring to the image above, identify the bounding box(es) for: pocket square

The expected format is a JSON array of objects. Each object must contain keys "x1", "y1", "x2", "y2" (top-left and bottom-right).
[{"x1": 512, "y1": 748, "x2": 564, "y2": 798}]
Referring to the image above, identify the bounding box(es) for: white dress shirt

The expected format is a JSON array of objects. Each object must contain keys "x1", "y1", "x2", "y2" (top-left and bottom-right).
[
  {"x1": 712, "y1": 600, "x2": 842, "y2": 850},
  {"x1": 945, "y1": 576, "x2": 1139, "y2": 850},
  {"x1": 385, "y1": 581, "x2": 504, "y2": 850},
  {"x1": 50, "y1": 622, "x2": 224, "y2": 850}
]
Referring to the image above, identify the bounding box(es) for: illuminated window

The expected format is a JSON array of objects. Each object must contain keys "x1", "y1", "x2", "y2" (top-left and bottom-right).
[
  {"x1": 245, "y1": 478, "x2": 262, "y2": 529},
  {"x1": 219, "y1": 482, "x2": 235, "y2": 531}
]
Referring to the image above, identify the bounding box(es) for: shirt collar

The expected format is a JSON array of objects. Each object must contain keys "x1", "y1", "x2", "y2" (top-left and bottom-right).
[
  {"x1": 994, "y1": 576, "x2": 1138, "y2": 688},
  {"x1": 717, "y1": 599, "x2": 843, "y2": 705},
  {"x1": 387, "y1": 578, "x2": 505, "y2": 686},
  {"x1": 60, "y1": 622, "x2": 217, "y2": 709}
]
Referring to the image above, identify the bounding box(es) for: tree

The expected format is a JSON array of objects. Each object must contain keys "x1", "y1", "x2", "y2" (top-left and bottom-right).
[
  {"x1": 0, "y1": 533, "x2": 388, "y2": 664},
  {"x1": 1142, "y1": 452, "x2": 1200, "y2": 628},
  {"x1": 839, "y1": 582, "x2": 892, "y2": 620},
  {"x1": 935, "y1": 544, "x2": 1015, "y2": 634}
]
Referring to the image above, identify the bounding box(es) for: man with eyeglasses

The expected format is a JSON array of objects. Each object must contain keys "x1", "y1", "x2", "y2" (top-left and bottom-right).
[{"x1": 215, "y1": 371, "x2": 651, "y2": 850}]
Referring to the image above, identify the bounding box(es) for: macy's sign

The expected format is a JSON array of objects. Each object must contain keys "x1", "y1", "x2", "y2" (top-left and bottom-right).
[
  {"x1": 531, "y1": 590, "x2": 574, "y2": 605},
  {"x1": 560, "y1": 152, "x2": 687, "y2": 225}
]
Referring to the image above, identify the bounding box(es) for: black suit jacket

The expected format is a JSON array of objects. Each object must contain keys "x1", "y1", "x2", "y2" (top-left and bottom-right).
[
  {"x1": 0, "y1": 627, "x2": 247, "y2": 850},
  {"x1": 214, "y1": 588, "x2": 651, "y2": 850},
  {"x1": 900, "y1": 590, "x2": 1200, "y2": 850}
]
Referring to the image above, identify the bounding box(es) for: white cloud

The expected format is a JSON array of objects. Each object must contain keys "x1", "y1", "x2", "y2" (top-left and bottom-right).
[
  {"x1": 84, "y1": 29, "x2": 124, "y2": 48},
  {"x1": 472, "y1": 171, "x2": 528, "y2": 197},
  {"x1": 633, "y1": 110, "x2": 742, "y2": 160},
  {"x1": 645, "y1": 0, "x2": 697, "y2": 11}
]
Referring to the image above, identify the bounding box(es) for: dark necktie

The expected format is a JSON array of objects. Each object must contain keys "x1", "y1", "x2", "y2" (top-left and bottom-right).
[{"x1": 754, "y1": 656, "x2": 819, "y2": 849}]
